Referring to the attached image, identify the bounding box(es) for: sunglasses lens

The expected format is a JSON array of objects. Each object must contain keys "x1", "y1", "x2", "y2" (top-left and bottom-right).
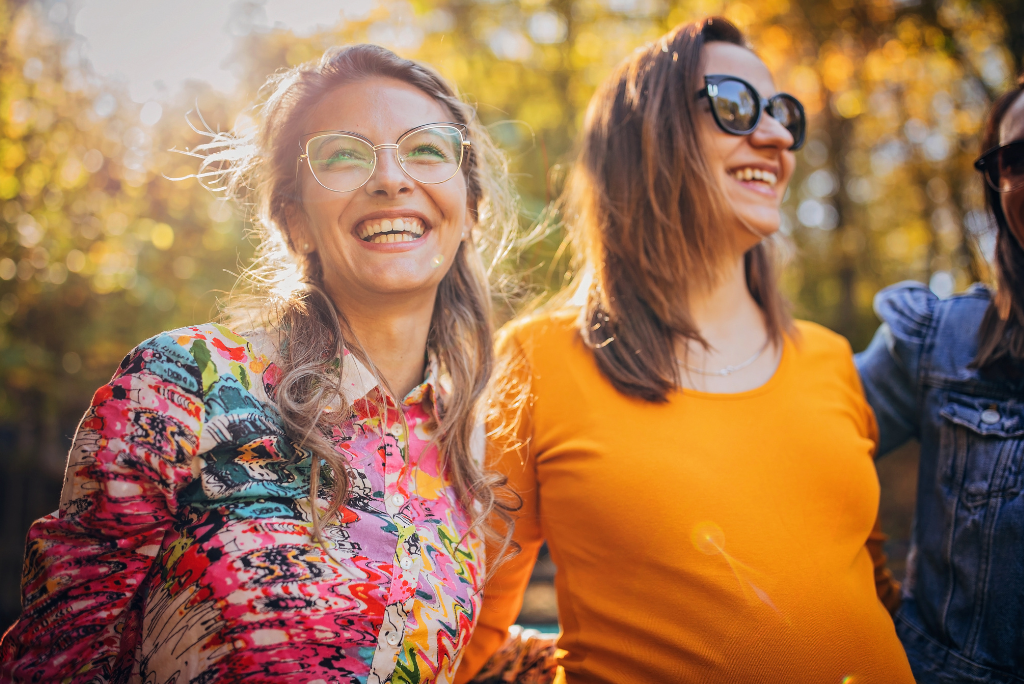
[
  {"x1": 307, "y1": 134, "x2": 375, "y2": 192},
  {"x1": 769, "y1": 95, "x2": 806, "y2": 150},
  {"x1": 397, "y1": 126, "x2": 465, "y2": 184},
  {"x1": 993, "y1": 143, "x2": 1024, "y2": 192},
  {"x1": 710, "y1": 79, "x2": 759, "y2": 134}
]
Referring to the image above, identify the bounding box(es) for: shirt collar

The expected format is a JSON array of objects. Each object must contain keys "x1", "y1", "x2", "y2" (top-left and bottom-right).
[{"x1": 339, "y1": 348, "x2": 451, "y2": 411}]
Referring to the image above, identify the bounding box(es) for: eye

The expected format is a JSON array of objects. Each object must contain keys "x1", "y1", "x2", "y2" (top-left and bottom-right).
[
  {"x1": 405, "y1": 143, "x2": 449, "y2": 161},
  {"x1": 324, "y1": 148, "x2": 369, "y2": 166}
]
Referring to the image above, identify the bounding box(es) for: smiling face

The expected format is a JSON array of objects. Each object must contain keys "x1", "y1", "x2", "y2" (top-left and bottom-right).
[
  {"x1": 699, "y1": 43, "x2": 796, "y2": 253},
  {"x1": 289, "y1": 77, "x2": 471, "y2": 311},
  {"x1": 999, "y1": 90, "x2": 1024, "y2": 247}
]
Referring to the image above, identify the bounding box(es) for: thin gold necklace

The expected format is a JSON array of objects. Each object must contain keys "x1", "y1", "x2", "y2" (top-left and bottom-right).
[{"x1": 680, "y1": 337, "x2": 771, "y2": 377}]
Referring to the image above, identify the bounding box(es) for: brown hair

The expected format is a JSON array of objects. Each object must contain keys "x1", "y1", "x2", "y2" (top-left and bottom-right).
[
  {"x1": 565, "y1": 17, "x2": 792, "y2": 402},
  {"x1": 191, "y1": 45, "x2": 519, "y2": 560},
  {"x1": 974, "y1": 73, "x2": 1024, "y2": 369}
]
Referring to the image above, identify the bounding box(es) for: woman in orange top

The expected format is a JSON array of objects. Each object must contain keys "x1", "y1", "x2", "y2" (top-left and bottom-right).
[{"x1": 458, "y1": 17, "x2": 914, "y2": 684}]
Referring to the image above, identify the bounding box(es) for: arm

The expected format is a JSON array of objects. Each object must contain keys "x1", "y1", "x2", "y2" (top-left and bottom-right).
[
  {"x1": 854, "y1": 282, "x2": 936, "y2": 458},
  {"x1": 456, "y1": 335, "x2": 558, "y2": 684},
  {"x1": 846, "y1": 333, "x2": 904, "y2": 614},
  {"x1": 0, "y1": 334, "x2": 204, "y2": 682}
]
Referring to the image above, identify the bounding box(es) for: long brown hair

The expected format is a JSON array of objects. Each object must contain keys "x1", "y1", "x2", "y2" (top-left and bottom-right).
[
  {"x1": 191, "y1": 45, "x2": 519, "y2": 558},
  {"x1": 974, "y1": 73, "x2": 1024, "y2": 369},
  {"x1": 565, "y1": 17, "x2": 792, "y2": 402}
]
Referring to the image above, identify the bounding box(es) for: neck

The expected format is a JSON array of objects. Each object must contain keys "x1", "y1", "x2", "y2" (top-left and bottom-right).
[
  {"x1": 689, "y1": 255, "x2": 764, "y2": 348},
  {"x1": 331, "y1": 287, "x2": 437, "y2": 401}
]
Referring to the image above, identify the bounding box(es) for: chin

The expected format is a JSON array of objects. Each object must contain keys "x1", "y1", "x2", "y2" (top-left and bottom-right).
[{"x1": 736, "y1": 211, "x2": 781, "y2": 241}]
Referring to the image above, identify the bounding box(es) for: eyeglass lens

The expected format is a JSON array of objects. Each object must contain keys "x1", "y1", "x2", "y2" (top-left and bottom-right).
[
  {"x1": 767, "y1": 95, "x2": 805, "y2": 145},
  {"x1": 987, "y1": 143, "x2": 1024, "y2": 193},
  {"x1": 710, "y1": 79, "x2": 804, "y2": 149},
  {"x1": 711, "y1": 80, "x2": 758, "y2": 134},
  {"x1": 306, "y1": 125, "x2": 465, "y2": 193}
]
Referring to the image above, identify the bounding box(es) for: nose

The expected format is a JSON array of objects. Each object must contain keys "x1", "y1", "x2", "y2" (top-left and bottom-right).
[
  {"x1": 363, "y1": 146, "x2": 413, "y2": 197},
  {"x1": 750, "y1": 110, "x2": 795, "y2": 151}
]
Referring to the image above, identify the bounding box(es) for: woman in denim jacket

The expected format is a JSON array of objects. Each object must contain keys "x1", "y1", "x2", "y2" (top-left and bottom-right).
[{"x1": 856, "y1": 75, "x2": 1024, "y2": 683}]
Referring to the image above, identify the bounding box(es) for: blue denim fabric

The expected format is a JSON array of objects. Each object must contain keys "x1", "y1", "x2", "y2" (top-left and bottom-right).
[{"x1": 856, "y1": 281, "x2": 1024, "y2": 683}]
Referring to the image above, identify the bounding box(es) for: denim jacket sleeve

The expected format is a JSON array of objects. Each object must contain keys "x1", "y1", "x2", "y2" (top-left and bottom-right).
[{"x1": 855, "y1": 281, "x2": 938, "y2": 458}]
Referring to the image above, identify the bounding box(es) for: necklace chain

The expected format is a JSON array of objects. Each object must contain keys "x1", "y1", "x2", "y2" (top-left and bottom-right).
[{"x1": 680, "y1": 337, "x2": 771, "y2": 377}]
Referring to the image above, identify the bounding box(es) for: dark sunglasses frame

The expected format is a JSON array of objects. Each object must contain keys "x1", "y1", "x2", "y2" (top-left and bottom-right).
[
  {"x1": 974, "y1": 140, "x2": 1024, "y2": 193},
  {"x1": 697, "y1": 74, "x2": 806, "y2": 151}
]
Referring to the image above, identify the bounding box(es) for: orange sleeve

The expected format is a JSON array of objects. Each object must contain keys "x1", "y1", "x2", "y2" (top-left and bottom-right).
[
  {"x1": 845, "y1": 344, "x2": 903, "y2": 615},
  {"x1": 456, "y1": 334, "x2": 551, "y2": 683}
]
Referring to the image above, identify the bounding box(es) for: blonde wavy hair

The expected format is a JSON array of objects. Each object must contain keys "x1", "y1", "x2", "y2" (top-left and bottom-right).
[{"x1": 189, "y1": 45, "x2": 520, "y2": 560}]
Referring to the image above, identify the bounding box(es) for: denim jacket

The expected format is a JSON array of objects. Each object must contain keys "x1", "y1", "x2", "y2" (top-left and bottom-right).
[{"x1": 856, "y1": 281, "x2": 1024, "y2": 683}]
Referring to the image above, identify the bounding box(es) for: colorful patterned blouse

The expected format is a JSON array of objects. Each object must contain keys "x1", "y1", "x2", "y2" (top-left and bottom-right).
[{"x1": 0, "y1": 323, "x2": 486, "y2": 683}]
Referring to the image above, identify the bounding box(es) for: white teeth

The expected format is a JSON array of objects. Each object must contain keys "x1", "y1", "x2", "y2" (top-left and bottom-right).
[
  {"x1": 357, "y1": 217, "x2": 426, "y2": 240},
  {"x1": 732, "y1": 168, "x2": 777, "y2": 187}
]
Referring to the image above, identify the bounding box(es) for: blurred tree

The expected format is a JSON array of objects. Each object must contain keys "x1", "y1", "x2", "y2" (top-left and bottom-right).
[{"x1": 0, "y1": 0, "x2": 250, "y2": 622}]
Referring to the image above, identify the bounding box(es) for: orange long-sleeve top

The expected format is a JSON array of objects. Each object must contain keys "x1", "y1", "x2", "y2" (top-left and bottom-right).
[{"x1": 457, "y1": 310, "x2": 914, "y2": 684}]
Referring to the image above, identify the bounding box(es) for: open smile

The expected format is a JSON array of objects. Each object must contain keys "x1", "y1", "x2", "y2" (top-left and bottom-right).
[
  {"x1": 728, "y1": 166, "x2": 778, "y2": 187},
  {"x1": 356, "y1": 216, "x2": 427, "y2": 244}
]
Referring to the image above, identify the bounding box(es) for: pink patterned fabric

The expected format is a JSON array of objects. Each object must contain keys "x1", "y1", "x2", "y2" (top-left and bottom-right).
[{"x1": 0, "y1": 323, "x2": 484, "y2": 683}]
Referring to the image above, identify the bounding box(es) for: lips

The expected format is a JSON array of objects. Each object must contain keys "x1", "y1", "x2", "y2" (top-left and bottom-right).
[
  {"x1": 356, "y1": 217, "x2": 426, "y2": 244},
  {"x1": 730, "y1": 166, "x2": 778, "y2": 187}
]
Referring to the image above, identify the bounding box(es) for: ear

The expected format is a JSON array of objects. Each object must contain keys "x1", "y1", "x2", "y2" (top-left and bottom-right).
[{"x1": 285, "y1": 203, "x2": 314, "y2": 254}]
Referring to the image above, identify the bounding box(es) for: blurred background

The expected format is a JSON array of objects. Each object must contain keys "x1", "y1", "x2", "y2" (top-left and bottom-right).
[{"x1": 1, "y1": 0, "x2": 1021, "y2": 633}]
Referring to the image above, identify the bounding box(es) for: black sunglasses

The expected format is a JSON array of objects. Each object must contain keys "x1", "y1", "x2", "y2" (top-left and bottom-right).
[
  {"x1": 974, "y1": 140, "x2": 1024, "y2": 193},
  {"x1": 697, "y1": 74, "x2": 806, "y2": 151}
]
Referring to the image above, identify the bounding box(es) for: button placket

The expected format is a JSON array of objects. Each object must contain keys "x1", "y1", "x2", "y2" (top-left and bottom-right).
[
  {"x1": 367, "y1": 603, "x2": 408, "y2": 684},
  {"x1": 382, "y1": 405, "x2": 412, "y2": 520}
]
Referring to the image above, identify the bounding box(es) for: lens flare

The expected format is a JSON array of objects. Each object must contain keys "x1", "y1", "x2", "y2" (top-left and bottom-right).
[
  {"x1": 691, "y1": 521, "x2": 725, "y2": 555},
  {"x1": 431, "y1": 254, "x2": 444, "y2": 268},
  {"x1": 690, "y1": 521, "x2": 787, "y2": 622}
]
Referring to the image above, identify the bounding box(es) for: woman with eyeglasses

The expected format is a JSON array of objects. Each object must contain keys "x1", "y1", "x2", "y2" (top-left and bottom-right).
[
  {"x1": 0, "y1": 45, "x2": 553, "y2": 683},
  {"x1": 855, "y1": 75, "x2": 1024, "y2": 682},
  {"x1": 456, "y1": 18, "x2": 914, "y2": 683}
]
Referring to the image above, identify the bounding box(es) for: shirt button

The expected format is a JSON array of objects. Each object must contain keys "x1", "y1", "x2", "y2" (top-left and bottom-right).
[
  {"x1": 391, "y1": 493, "x2": 405, "y2": 507},
  {"x1": 400, "y1": 556, "x2": 414, "y2": 570},
  {"x1": 386, "y1": 632, "x2": 401, "y2": 646},
  {"x1": 981, "y1": 408, "x2": 1001, "y2": 424}
]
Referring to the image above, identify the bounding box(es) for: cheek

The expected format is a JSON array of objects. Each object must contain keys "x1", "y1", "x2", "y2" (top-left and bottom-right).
[
  {"x1": 1003, "y1": 192, "x2": 1024, "y2": 235},
  {"x1": 705, "y1": 132, "x2": 735, "y2": 170},
  {"x1": 303, "y1": 192, "x2": 350, "y2": 242},
  {"x1": 434, "y1": 182, "x2": 469, "y2": 228}
]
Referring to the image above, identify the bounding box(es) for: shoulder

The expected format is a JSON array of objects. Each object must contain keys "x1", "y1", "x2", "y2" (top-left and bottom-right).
[
  {"x1": 935, "y1": 284, "x2": 993, "y2": 328},
  {"x1": 497, "y1": 308, "x2": 580, "y2": 359},
  {"x1": 792, "y1": 319, "x2": 854, "y2": 359},
  {"x1": 124, "y1": 323, "x2": 272, "y2": 397},
  {"x1": 873, "y1": 281, "x2": 991, "y2": 343},
  {"x1": 871, "y1": 281, "x2": 938, "y2": 341}
]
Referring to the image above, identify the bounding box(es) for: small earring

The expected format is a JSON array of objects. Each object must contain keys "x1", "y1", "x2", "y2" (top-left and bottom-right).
[{"x1": 303, "y1": 243, "x2": 310, "y2": 251}]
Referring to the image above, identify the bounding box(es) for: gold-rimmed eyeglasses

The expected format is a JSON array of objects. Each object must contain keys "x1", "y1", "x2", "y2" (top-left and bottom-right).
[{"x1": 297, "y1": 122, "x2": 472, "y2": 193}]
